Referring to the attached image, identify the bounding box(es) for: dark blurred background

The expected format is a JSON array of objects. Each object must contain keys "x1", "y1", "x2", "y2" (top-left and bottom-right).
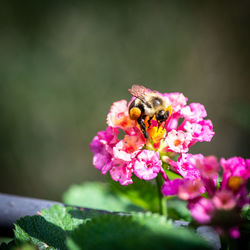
[{"x1": 1, "y1": 1, "x2": 249, "y2": 201}]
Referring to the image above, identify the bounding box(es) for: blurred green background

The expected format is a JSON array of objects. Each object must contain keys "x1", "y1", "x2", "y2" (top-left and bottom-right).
[{"x1": 1, "y1": 1, "x2": 249, "y2": 201}]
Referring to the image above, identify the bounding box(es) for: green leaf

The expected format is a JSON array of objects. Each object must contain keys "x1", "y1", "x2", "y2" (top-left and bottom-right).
[
  {"x1": 109, "y1": 176, "x2": 159, "y2": 212},
  {"x1": 14, "y1": 204, "x2": 100, "y2": 250},
  {"x1": 167, "y1": 198, "x2": 192, "y2": 221},
  {"x1": 216, "y1": 174, "x2": 222, "y2": 189},
  {"x1": 41, "y1": 205, "x2": 84, "y2": 231},
  {"x1": 165, "y1": 169, "x2": 182, "y2": 180},
  {"x1": 63, "y1": 182, "x2": 143, "y2": 212},
  {"x1": 67, "y1": 213, "x2": 212, "y2": 250},
  {"x1": 0, "y1": 242, "x2": 38, "y2": 250},
  {"x1": 241, "y1": 205, "x2": 250, "y2": 221},
  {"x1": 0, "y1": 238, "x2": 12, "y2": 245},
  {"x1": 0, "y1": 240, "x2": 17, "y2": 250}
]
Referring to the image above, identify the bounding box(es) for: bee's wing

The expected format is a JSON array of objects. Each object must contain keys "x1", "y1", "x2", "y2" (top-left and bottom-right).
[
  {"x1": 128, "y1": 85, "x2": 153, "y2": 107},
  {"x1": 128, "y1": 85, "x2": 152, "y2": 107},
  {"x1": 128, "y1": 85, "x2": 150, "y2": 97}
]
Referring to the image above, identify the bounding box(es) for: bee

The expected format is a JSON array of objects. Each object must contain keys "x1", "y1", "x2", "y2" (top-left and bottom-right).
[{"x1": 128, "y1": 84, "x2": 172, "y2": 139}]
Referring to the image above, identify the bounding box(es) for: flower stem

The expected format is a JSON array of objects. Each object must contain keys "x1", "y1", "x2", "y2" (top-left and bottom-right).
[{"x1": 156, "y1": 175, "x2": 167, "y2": 218}]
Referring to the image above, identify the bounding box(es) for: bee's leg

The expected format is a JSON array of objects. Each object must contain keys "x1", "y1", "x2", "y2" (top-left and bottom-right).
[
  {"x1": 162, "y1": 121, "x2": 166, "y2": 129},
  {"x1": 148, "y1": 116, "x2": 153, "y2": 128},
  {"x1": 161, "y1": 110, "x2": 169, "y2": 130},
  {"x1": 165, "y1": 110, "x2": 170, "y2": 120},
  {"x1": 157, "y1": 119, "x2": 162, "y2": 131},
  {"x1": 137, "y1": 116, "x2": 148, "y2": 139}
]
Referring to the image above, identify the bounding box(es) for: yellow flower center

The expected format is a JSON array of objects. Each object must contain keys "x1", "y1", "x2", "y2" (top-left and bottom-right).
[
  {"x1": 228, "y1": 176, "x2": 244, "y2": 192},
  {"x1": 149, "y1": 126, "x2": 165, "y2": 143},
  {"x1": 174, "y1": 139, "x2": 181, "y2": 146}
]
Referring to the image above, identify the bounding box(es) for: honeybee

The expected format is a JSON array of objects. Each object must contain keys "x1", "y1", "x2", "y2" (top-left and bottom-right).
[{"x1": 128, "y1": 84, "x2": 172, "y2": 139}]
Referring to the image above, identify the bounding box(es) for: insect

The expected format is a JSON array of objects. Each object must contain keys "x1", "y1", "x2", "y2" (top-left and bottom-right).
[{"x1": 128, "y1": 84, "x2": 172, "y2": 139}]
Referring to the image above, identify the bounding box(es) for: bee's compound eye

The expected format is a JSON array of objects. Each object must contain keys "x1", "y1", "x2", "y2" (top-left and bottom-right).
[
  {"x1": 153, "y1": 97, "x2": 162, "y2": 107},
  {"x1": 129, "y1": 107, "x2": 141, "y2": 120}
]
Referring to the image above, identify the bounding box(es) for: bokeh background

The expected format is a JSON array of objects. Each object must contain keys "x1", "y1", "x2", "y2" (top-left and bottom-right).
[{"x1": 1, "y1": 1, "x2": 249, "y2": 201}]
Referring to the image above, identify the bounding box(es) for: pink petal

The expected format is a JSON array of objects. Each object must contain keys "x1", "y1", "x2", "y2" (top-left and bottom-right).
[
  {"x1": 229, "y1": 226, "x2": 240, "y2": 239},
  {"x1": 188, "y1": 198, "x2": 215, "y2": 224},
  {"x1": 133, "y1": 150, "x2": 161, "y2": 180},
  {"x1": 165, "y1": 130, "x2": 192, "y2": 153},
  {"x1": 162, "y1": 179, "x2": 184, "y2": 196},
  {"x1": 110, "y1": 161, "x2": 133, "y2": 185},
  {"x1": 107, "y1": 100, "x2": 136, "y2": 130},
  {"x1": 181, "y1": 103, "x2": 207, "y2": 122}
]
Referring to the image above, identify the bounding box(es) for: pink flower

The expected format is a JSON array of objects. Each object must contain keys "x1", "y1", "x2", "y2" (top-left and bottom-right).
[
  {"x1": 90, "y1": 135, "x2": 104, "y2": 154},
  {"x1": 133, "y1": 150, "x2": 161, "y2": 180},
  {"x1": 196, "y1": 155, "x2": 219, "y2": 179},
  {"x1": 168, "y1": 153, "x2": 202, "y2": 180},
  {"x1": 221, "y1": 157, "x2": 250, "y2": 178},
  {"x1": 162, "y1": 179, "x2": 184, "y2": 196},
  {"x1": 212, "y1": 190, "x2": 236, "y2": 210},
  {"x1": 163, "y1": 92, "x2": 188, "y2": 113},
  {"x1": 90, "y1": 127, "x2": 119, "y2": 155},
  {"x1": 220, "y1": 157, "x2": 250, "y2": 192},
  {"x1": 164, "y1": 153, "x2": 249, "y2": 238},
  {"x1": 188, "y1": 198, "x2": 215, "y2": 224},
  {"x1": 107, "y1": 100, "x2": 136, "y2": 131},
  {"x1": 219, "y1": 157, "x2": 250, "y2": 207},
  {"x1": 162, "y1": 178, "x2": 203, "y2": 200},
  {"x1": 181, "y1": 103, "x2": 207, "y2": 122},
  {"x1": 183, "y1": 120, "x2": 214, "y2": 143},
  {"x1": 113, "y1": 134, "x2": 145, "y2": 162},
  {"x1": 220, "y1": 157, "x2": 247, "y2": 174},
  {"x1": 178, "y1": 179, "x2": 203, "y2": 200},
  {"x1": 110, "y1": 160, "x2": 133, "y2": 185},
  {"x1": 93, "y1": 152, "x2": 112, "y2": 174},
  {"x1": 90, "y1": 127, "x2": 119, "y2": 174},
  {"x1": 97, "y1": 127, "x2": 119, "y2": 153},
  {"x1": 113, "y1": 141, "x2": 135, "y2": 161},
  {"x1": 165, "y1": 130, "x2": 192, "y2": 153},
  {"x1": 91, "y1": 86, "x2": 215, "y2": 186}
]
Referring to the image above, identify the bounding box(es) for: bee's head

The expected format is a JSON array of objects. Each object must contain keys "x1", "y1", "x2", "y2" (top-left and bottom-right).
[{"x1": 156, "y1": 109, "x2": 169, "y2": 123}]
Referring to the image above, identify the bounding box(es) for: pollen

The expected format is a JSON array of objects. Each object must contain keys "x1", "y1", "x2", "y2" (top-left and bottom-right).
[
  {"x1": 165, "y1": 106, "x2": 173, "y2": 118},
  {"x1": 129, "y1": 107, "x2": 141, "y2": 120},
  {"x1": 228, "y1": 176, "x2": 244, "y2": 192},
  {"x1": 148, "y1": 126, "x2": 166, "y2": 146},
  {"x1": 174, "y1": 139, "x2": 181, "y2": 146}
]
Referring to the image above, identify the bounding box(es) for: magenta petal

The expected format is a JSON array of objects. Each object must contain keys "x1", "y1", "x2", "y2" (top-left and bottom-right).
[
  {"x1": 168, "y1": 153, "x2": 202, "y2": 180},
  {"x1": 220, "y1": 156, "x2": 250, "y2": 190},
  {"x1": 188, "y1": 198, "x2": 215, "y2": 224},
  {"x1": 229, "y1": 226, "x2": 240, "y2": 239},
  {"x1": 184, "y1": 120, "x2": 214, "y2": 143},
  {"x1": 90, "y1": 136, "x2": 104, "y2": 154},
  {"x1": 178, "y1": 179, "x2": 203, "y2": 200},
  {"x1": 162, "y1": 179, "x2": 184, "y2": 196},
  {"x1": 93, "y1": 153, "x2": 112, "y2": 174}
]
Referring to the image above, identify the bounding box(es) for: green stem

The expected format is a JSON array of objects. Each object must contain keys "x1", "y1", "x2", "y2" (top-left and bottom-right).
[{"x1": 156, "y1": 175, "x2": 167, "y2": 218}]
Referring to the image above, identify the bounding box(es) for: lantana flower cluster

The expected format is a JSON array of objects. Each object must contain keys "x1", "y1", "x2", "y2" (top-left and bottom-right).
[
  {"x1": 90, "y1": 91, "x2": 214, "y2": 185},
  {"x1": 90, "y1": 87, "x2": 249, "y2": 238},
  {"x1": 162, "y1": 155, "x2": 250, "y2": 238}
]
